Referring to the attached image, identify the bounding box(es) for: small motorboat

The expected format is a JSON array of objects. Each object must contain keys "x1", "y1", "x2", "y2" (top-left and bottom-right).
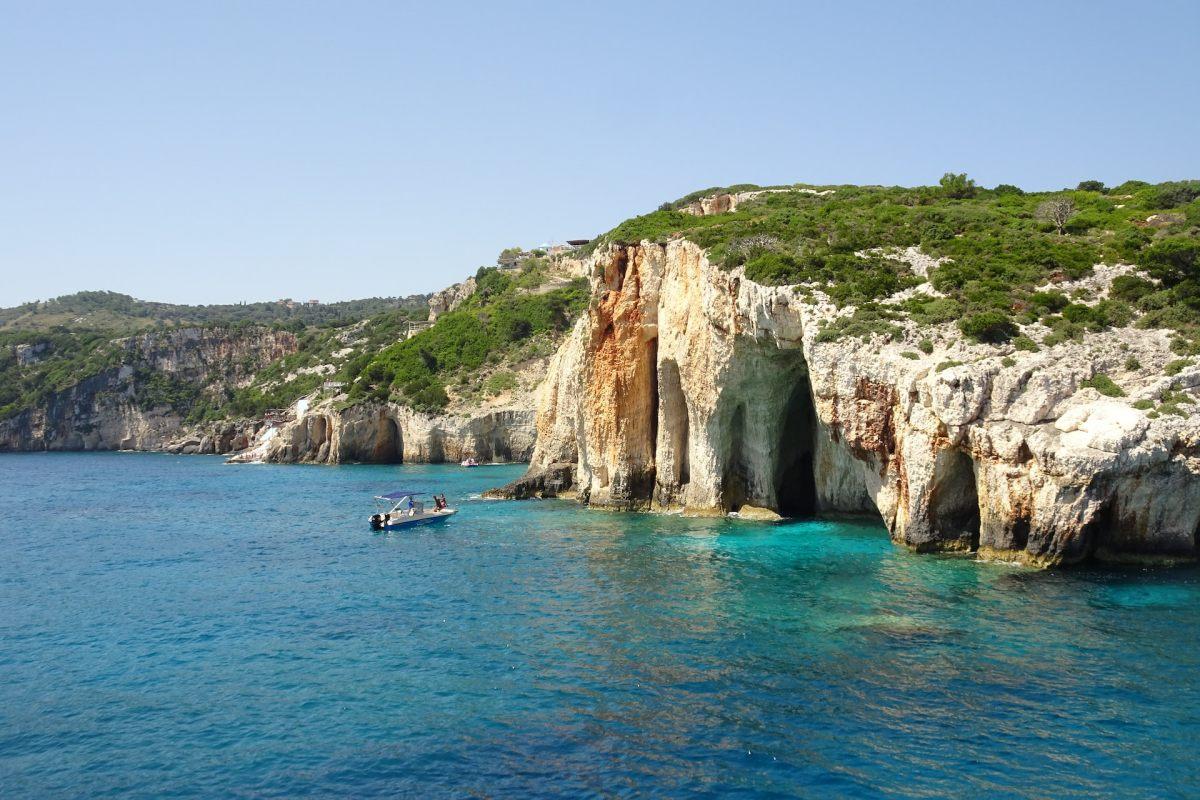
[
  {"x1": 369, "y1": 490, "x2": 455, "y2": 531},
  {"x1": 461, "y1": 457, "x2": 479, "y2": 468}
]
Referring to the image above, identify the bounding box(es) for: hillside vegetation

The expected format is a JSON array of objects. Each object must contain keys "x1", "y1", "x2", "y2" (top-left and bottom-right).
[
  {"x1": 595, "y1": 178, "x2": 1200, "y2": 352},
  {"x1": 345, "y1": 265, "x2": 588, "y2": 412},
  {"x1": 1, "y1": 258, "x2": 589, "y2": 423},
  {"x1": 0, "y1": 290, "x2": 428, "y2": 334},
  {"x1": 7, "y1": 177, "x2": 1198, "y2": 429}
]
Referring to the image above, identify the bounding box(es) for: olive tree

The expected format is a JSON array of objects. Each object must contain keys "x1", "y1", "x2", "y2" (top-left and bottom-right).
[{"x1": 1036, "y1": 197, "x2": 1077, "y2": 235}]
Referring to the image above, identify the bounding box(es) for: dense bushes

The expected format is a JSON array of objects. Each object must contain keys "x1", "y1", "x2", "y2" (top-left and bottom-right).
[
  {"x1": 346, "y1": 273, "x2": 588, "y2": 411},
  {"x1": 741, "y1": 250, "x2": 919, "y2": 304},
  {"x1": 591, "y1": 177, "x2": 1198, "y2": 345},
  {"x1": 0, "y1": 330, "x2": 122, "y2": 420},
  {"x1": 939, "y1": 172, "x2": 978, "y2": 199},
  {"x1": 958, "y1": 311, "x2": 1018, "y2": 343}
]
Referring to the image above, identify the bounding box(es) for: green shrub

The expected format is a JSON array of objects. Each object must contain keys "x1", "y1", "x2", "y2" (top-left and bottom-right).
[
  {"x1": 815, "y1": 304, "x2": 902, "y2": 343},
  {"x1": 1093, "y1": 300, "x2": 1133, "y2": 328},
  {"x1": 959, "y1": 311, "x2": 1018, "y2": 343},
  {"x1": 1110, "y1": 275, "x2": 1155, "y2": 304},
  {"x1": 1001, "y1": 356, "x2": 1016, "y2": 367},
  {"x1": 1165, "y1": 359, "x2": 1191, "y2": 376},
  {"x1": 901, "y1": 351, "x2": 919, "y2": 360},
  {"x1": 936, "y1": 359, "x2": 964, "y2": 372},
  {"x1": 483, "y1": 371, "x2": 518, "y2": 395},
  {"x1": 918, "y1": 338, "x2": 934, "y2": 354},
  {"x1": 1080, "y1": 373, "x2": 1125, "y2": 397},
  {"x1": 1013, "y1": 335, "x2": 1039, "y2": 352},
  {"x1": 743, "y1": 252, "x2": 804, "y2": 285},
  {"x1": 939, "y1": 173, "x2": 978, "y2": 199},
  {"x1": 1030, "y1": 291, "x2": 1070, "y2": 312},
  {"x1": 911, "y1": 297, "x2": 961, "y2": 324},
  {"x1": 1132, "y1": 399, "x2": 1154, "y2": 410},
  {"x1": 1145, "y1": 181, "x2": 1200, "y2": 209},
  {"x1": 1061, "y1": 303, "x2": 1093, "y2": 324},
  {"x1": 1124, "y1": 355, "x2": 1142, "y2": 371},
  {"x1": 1076, "y1": 180, "x2": 1107, "y2": 193},
  {"x1": 578, "y1": 179, "x2": 1200, "y2": 351},
  {"x1": 1140, "y1": 238, "x2": 1199, "y2": 288}
]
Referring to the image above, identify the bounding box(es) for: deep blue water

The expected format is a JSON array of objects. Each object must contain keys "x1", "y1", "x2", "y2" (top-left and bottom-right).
[{"x1": 1, "y1": 454, "x2": 1199, "y2": 798}]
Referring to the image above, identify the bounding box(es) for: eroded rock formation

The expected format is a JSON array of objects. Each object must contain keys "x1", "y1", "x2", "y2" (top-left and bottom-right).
[
  {"x1": 0, "y1": 328, "x2": 296, "y2": 452},
  {"x1": 427, "y1": 277, "x2": 477, "y2": 321},
  {"x1": 230, "y1": 400, "x2": 537, "y2": 465},
  {"x1": 500, "y1": 240, "x2": 1200, "y2": 566}
]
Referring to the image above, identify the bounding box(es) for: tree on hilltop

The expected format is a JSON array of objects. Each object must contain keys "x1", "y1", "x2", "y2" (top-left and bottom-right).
[{"x1": 939, "y1": 172, "x2": 978, "y2": 199}]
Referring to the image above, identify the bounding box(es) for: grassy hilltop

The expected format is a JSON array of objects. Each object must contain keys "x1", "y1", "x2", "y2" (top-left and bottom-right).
[
  {"x1": 4, "y1": 176, "x2": 1198, "y2": 426},
  {"x1": 596, "y1": 176, "x2": 1200, "y2": 352}
]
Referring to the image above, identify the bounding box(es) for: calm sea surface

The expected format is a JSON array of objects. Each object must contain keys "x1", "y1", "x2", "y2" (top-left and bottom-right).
[{"x1": 1, "y1": 453, "x2": 1198, "y2": 798}]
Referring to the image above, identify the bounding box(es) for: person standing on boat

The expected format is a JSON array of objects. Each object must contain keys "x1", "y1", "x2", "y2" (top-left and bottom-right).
[{"x1": 407, "y1": 496, "x2": 415, "y2": 517}]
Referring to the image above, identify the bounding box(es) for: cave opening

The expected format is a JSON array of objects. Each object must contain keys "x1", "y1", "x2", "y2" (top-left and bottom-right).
[
  {"x1": 774, "y1": 371, "x2": 818, "y2": 517},
  {"x1": 371, "y1": 417, "x2": 403, "y2": 464},
  {"x1": 723, "y1": 403, "x2": 750, "y2": 510},
  {"x1": 928, "y1": 448, "x2": 980, "y2": 549},
  {"x1": 658, "y1": 359, "x2": 689, "y2": 489},
  {"x1": 490, "y1": 436, "x2": 512, "y2": 463}
]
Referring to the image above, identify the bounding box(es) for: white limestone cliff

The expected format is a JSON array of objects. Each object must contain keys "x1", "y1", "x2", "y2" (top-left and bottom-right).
[
  {"x1": 228, "y1": 396, "x2": 537, "y2": 465},
  {"x1": 494, "y1": 239, "x2": 1200, "y2": 566}
]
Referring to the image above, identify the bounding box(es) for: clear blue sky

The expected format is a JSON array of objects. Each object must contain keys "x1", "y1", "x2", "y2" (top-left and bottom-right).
[{"x1": 2, "y1": 0, "x2": 1197, "y2": 306}]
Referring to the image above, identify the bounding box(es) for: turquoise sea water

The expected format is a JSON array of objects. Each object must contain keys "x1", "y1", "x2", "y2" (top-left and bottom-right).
[{"x1": 1, "y1": 453, "x2": 1198, "y2": 798}]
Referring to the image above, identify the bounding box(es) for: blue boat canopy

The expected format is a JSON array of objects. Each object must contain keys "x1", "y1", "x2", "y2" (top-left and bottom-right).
[{"x1": 376, "y1": 490, "x2": 420, "y2": 501}]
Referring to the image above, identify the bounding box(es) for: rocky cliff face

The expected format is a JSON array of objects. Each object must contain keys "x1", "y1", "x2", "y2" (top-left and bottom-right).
[
  {"x1": 500, "y1": 240, "x2": 1200, "y2": 566},
  {"x1": 0, "y1": 327, "x2": 296, "y2": 452},
  {"x1": 427, "y1": 277, "x2": 477, "y2": 321},
  {"x1": 229, "y1": 399, "x2": 537, "y2": 465}
]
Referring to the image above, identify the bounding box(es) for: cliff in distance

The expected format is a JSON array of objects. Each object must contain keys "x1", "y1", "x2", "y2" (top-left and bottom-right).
[
  {"x1": 0, "y1": 326, "x2": 297, "y2": 453},
  {"x1": 1, "y1": 252, "x2": 587, "y2": 461},
  {"x1": 492, "y1": 179, "x2": 1200, "y2": 566}
]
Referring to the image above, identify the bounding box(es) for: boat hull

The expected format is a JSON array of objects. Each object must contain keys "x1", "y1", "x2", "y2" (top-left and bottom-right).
[{"x1": 370, "y1": 509, "x2": 456, "y2": 531}]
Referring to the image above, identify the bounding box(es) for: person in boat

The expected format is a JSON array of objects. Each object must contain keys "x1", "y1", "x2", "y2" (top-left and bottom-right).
[
  {"x1": 435, "y1": 494, "x2": 447, "y2": 511},
  {"x1": 407, "y1": 496, "x2": 416, "y2": 517}
]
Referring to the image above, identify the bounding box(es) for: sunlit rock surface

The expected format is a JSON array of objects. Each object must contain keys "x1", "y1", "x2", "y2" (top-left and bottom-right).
[{"x1": 499, "y1": 239, "x2": 1200, "y2": 566}]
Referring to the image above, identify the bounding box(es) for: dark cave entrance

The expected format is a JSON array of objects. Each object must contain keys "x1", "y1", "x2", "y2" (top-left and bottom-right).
[
  {"x1": 775, "y1": 371, "x2": 818, "y2": 517},
  {"x1": 370, "y1": 417, "x2": 403, "y2": 464},
  {"x1": 490, "y1": 436, "x2": 512, "y2": 463},
  {"x1": 723, "y1": 403, "x2": 750, "y2": 511},
  {"x1": 928, "y1": 448, "x2": 980, "y2": 548}
]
